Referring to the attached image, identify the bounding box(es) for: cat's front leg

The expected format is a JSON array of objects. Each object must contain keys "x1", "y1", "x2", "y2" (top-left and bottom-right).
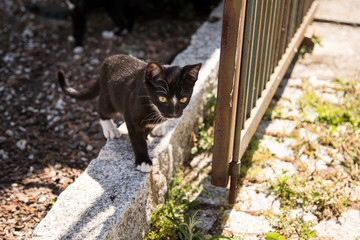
[{"x1": 100, "y1": 119, "x2": 121, "y2": 139}]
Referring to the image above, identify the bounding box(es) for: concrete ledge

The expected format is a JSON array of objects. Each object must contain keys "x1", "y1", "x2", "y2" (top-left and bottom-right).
[{"x1": 31, "y1": 3, "x2": 223, "y2": 240}]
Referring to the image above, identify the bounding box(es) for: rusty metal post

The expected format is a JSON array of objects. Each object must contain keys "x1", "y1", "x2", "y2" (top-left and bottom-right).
[{"x1": 212, "y1": 0, "x2": 246, "y2": 188}]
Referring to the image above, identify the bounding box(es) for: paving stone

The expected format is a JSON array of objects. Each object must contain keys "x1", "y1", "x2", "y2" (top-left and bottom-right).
[
  {"x1": 290, "y1": 209, "x2": 318, "y2": 224},
  {"x1": 350, "y1": 184, "x2": 360, "y2": 202},
  {"x1": 256, "y1": 159, "x2": 297, "y2": 182},
  {"x1": 280, "y1": 77, "x2": 303, "y2": 89},
  {"x1": 316, "y1": 0, "x2": 360, "y2": 24},
  {"x1": 314, "y1": 90, "x2": 340, "y2": 104},
  {"x1": 299, "y1": 128, "x2": 319, "y2": 143},
  {"x1": 315, "y1": 145, "x2": 334, "y2": 165},
  {"x1": 195, "y1": 177, "x2": 229, "y2": 206},
  {"x1": 222, "y1": 211, "x2": 273, "y2": 236},
  {"x1": 299, "y1": 154, "x2": 328, "y2": 172},
  {"x1": 275, "y1": 87, "x2": 303, "y2": 102},
  {"x1": 191, "y1": 209, "x2": 220, "y2": 234},
  {"x1": 275, "y1": 100, "x2": 302, "y2": 120},
  {"x1": 308, "y1": 76, "x2": 336, "y2": 89},
  {"x1": 292, "y1": 23, "x2": 360, "y2": 80},
  {"x1": 314, "y1": 210, "x2": 360, "y2": 240},
  {"x1": 257, "y1": 119, "x2": 297, "y2": 137},
  {"x1": 235, "y1": 184, "x2": 281, "y2": 214},
  {"x1": 259, "y1": 136, "x2": 295, "y2": 160}
]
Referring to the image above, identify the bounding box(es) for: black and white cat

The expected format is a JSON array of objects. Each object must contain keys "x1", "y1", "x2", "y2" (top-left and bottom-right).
[{"x1": 57, "y1": 54, "x2": 201, "y2": 172}]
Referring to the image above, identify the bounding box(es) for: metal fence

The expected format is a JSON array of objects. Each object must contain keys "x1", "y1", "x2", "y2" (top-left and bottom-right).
[{"x1": 211, "y1": 0, "x2": 319, "y2": 203}]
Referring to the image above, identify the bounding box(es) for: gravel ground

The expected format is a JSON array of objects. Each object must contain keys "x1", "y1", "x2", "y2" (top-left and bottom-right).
[{"x1": 0, "y1": 0, "x2": 208, "y2": 239}]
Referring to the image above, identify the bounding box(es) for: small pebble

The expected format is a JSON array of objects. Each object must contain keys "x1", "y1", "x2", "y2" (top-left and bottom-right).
[
  {"x1": 5, "y1": 129, "x2": 14, "y2": 137},
  {"x1": 38, "y1": 196, "x2": 47, "y2": 203},
  {"x1": 73, "y1": 46, "x2": 84, "y2": 54},
  {"x1": 16, "y1": 140, "x2": 27, "y2": 150}
]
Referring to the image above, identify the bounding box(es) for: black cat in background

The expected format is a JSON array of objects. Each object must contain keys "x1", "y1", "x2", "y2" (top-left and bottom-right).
[{"x1": 64, "y1": 0, "x2": 134, "y2": 47}]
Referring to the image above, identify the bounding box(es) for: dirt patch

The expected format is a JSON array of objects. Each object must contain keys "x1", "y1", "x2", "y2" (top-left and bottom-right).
[{"x1": 0, "y1": 0, "x2": 211, "y2": 238}]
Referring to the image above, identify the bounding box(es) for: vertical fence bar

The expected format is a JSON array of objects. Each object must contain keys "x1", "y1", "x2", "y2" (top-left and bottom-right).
[
  {"x1": 281, "y1": 0, "x2": 291, "y2": 56},
  {"x1": 240, "y1": 0, "x2": 255, "y2": 129},
  {"x1": 258, "y1": 0, "x2": 270, "y2": 96},
  {"x1": 247, "y1": 1, "x2": 262, "y2": 113},
  {"x1": 242, "y1": 1, "x2": 256, "y2": 121},
  {"x1": 274, "y1": 0, "x2": 285, "y2": 66},
  {"x1": 212, "y1": 0, "x2": 246, "y2": 188},
  {"x1": 270, "y1": 0, "x2": 280, "y2": 75},
  {"x1": 253, "y1": 1, "x2": 266, "y2": 104},
  {"x1": 264, "y1": 0, "x2": 276, "y2": 89}
]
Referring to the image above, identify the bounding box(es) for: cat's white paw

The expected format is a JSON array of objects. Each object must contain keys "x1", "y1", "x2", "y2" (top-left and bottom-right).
[
  {"x1": 151, "y1": 123, "x2": 167, "y2": 137},
  {"x1": 136, "y1": 162, "x2": 152, "y2": 173},
  {"x1": 100, "y1": 119, "x2": 121, "y2": 139},
  {"x1": 118, "y1": 122, "x2": 129, "y2": 135}
]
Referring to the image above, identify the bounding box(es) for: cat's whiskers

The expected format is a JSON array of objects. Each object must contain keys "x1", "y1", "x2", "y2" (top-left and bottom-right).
[{"x1": 142, "y1": 111, "x2": 160, "y2": 124}]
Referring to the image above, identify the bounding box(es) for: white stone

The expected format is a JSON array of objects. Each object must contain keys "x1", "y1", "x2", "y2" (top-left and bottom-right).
[
  {"x1": 260, "y1": 136, "x2": 294, "y2": 160},
  {"x1": 101, "y1": 30, "x2": 115, "y2": 39},
  {"x1": 236, "y1": 184, "x2": 281, "y2": 214},
  {"x1": 314, "y1": 210, "x2": 360, "y2": 240},
  {"x1": 257, "y1": 119, "x2": 297, "y2": 137},
  {"x1": 223, "y1": 211, "x2": 273, "y2": 235},
  {"x1": 38, "y1": 196, "x2": 47, "y2": 203},
  {"x1": 16, "y1": 139, "x2": 27, "y2": 150},
  {"x1": 73, "y1": 46, "x2": 84, "y2": 54}
]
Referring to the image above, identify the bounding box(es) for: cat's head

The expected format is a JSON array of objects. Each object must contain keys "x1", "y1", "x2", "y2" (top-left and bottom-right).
[{"x1": 145, "y1": 62, "x2": 202, "y2": 119}]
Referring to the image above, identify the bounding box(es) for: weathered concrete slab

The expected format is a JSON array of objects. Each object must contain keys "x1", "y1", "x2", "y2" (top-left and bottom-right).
[
  {"x1": 31, "y1": 3, "x2": 224, "y2": 240},
  {"x1": 292, "y1": 22, "x2": 360, "y2": 80},
  {"x1": 315, "y1": 0, "x2": 360, "y2": 24},
  {"x1": 314, "y1": 210, "x2": 360, "y2": 240},
  {"x1": 222, "y1": 211, "x2": 273, "y2": 237}
]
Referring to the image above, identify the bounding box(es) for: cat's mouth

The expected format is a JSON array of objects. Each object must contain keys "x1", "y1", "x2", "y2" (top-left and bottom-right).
[{"x1": 162, "y1": 113, "x2": 181, "y2": 119}]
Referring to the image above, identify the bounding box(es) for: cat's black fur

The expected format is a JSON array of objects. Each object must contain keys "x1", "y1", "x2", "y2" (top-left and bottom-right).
[{"x1": 57, "y1": 54, "x2": 201, "y2": 171}]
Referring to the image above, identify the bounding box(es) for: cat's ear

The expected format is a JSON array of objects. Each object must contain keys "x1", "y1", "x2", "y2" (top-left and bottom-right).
[
  {"x1": 145, "y1": 62, "x2": 164, "y2": 82},
  {"x1": 182, "y1": 63, "x2": 202, "y2": 84}
]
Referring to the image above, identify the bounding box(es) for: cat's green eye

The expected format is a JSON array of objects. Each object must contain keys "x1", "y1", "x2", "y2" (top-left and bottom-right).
[
  {"x1": 180, "y1": 97, "x2": 188, "y2": 103},
  {"x1": 158, "y1": 96, "x2": 167, "y2": 102}
]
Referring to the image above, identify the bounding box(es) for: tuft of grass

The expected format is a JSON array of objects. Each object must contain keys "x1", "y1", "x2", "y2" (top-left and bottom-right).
[
  {"x1": 271, "y1": 173, "x2": 349, "y2": 220},
  {"x1": 191, "y1": 94, "x2": 217, "y2": 156},
  {"x1": 298, "y1": 78, "x2": 360, "y2": 175},
  {"x1": 298, "y1": 78, "x2": 360, "y2": 127},
  {"x1": 297, "y1": 35, "x2": 323, "y2": 57},
  {"x1": 265, "y1": 208, "x2": 318, "y2": 239},
  {"x1": 265, "y1": 232, "x2": 285, "y2": 240},
  {"x1": 144, "y1": 170, "x2": 230, "y2": 240},
  {"x1": 144, "y1": 173, "x2": 199, "y2": 240}
]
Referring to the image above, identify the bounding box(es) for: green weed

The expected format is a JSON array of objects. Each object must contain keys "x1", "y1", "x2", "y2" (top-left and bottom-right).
[
  {"x1": 191, "y1": 94, "x2": 217, "y2": 155},
  {"x1": 144, "y1": 175, "x2": 198, "y2": 240},
  {"x1": 298, "y1": 79, "x2": 360, "y2": 127},
  {"x1": 298, "y1": 78, "x2": 360, "y2": 174},
  {"x1": 265, "y1": 232, "x2": 285, "y2": 240},
  {"x1": 144, "y1": 171, "x2": 230, "y2": 240},
  {"x1": 271, "y1": 173, "x2": 349, "y2": 220},
  {"x1": 166, "y1": 210, "x2": 230, "y2": 240}
]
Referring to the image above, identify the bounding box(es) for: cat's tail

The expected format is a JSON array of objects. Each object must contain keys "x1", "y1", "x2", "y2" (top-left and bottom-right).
[{"x1": 57, "y1": 71, "x2": 100, "y2": 101}]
